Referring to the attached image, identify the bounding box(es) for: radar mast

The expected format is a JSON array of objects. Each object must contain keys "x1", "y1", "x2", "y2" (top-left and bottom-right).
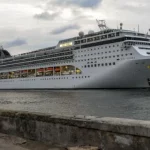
[{"x1": 96, "y1": 20, "x2": 108, "y2": 31}]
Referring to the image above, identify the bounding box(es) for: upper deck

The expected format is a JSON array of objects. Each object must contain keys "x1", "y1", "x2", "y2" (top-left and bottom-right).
[{"x1": 1, "y1": 21, "x2": 150, "y2": 63}]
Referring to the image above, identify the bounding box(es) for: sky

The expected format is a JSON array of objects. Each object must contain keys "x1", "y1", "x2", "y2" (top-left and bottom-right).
[{"x1": 0, "y1": 0, "x2": 150, "y2": 55}]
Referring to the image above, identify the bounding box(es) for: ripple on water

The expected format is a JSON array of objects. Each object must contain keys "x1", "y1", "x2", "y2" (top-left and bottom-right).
[{"x1": 0, "y1": 89, "x2": 149, "y2": 120}]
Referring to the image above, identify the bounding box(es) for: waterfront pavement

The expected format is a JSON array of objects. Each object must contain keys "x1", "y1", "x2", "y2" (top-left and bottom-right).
[
  {"x1": 0, "y1": 133, "x2": 64, "y2": 150},
  {"x1": 0, "y1": 133, "x2": 98, "y2": 150}
]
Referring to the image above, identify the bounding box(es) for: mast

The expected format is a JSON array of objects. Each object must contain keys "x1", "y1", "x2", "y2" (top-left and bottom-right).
[
  {"x1": 0, "y1": 46, "x2": 3, "y2": 50},
  {"x1": 96, "y1": 20, "x2": 108, "y2": 31}
]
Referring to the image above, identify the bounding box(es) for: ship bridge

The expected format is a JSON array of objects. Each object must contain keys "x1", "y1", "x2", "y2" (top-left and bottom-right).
[{"x1": 57, "y1": 37, "x2": 76, "y2": 48}]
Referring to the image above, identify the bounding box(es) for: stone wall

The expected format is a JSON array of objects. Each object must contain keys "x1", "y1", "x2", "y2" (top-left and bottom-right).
[{"x1": 0, "y1": 110, "x2": 150, "y2": 150}]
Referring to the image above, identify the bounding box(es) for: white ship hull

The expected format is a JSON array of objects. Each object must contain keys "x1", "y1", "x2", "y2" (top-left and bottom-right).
[{"x1": 0, "y1": 58, "x2": 150, "y2": 89}]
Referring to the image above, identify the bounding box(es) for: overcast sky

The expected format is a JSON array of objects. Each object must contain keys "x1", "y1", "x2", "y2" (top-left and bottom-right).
[{"x1": 0, "y1": 0, "x2": 150, "y2": 55}]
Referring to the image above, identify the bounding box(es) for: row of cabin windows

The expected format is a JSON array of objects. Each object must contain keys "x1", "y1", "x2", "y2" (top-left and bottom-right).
[
  {"x1": 84, "y1": 62, "x2": 116, "y2": 68},
  {"x1": 76, "y1": 51, "x2": 119, "y2": 57},
  {"x1": 0, "y1": 76, "x2": 81, "y2": 82},
  {"x1": 0, "y1": 75, "x2": 90, "y2": 81},
  {"x1": 72, "y1": 76, "x2": 90, "y2": 79},
  {"x1": 116, "y1": 57, "x2": 135, "y2": 61},
  {"x1": 139, "y1": 47, "x2": 150, "y2": 50},
  {"x1": 77, "y1": 53, "x2": 133, "y2": 58},
  {"x1": 75, "y1": 45, "x2": 120, "y2": 53},
  {"x1": 124, "y1": 42, "x2": 150, "y2": 47},
  {"x1": 40, "y1": 77, "x2": 69, "y2": 80},
  {"x1": 75, "y1": 47, "x2": 130, "y2": 55},
  {"x1": 40, "y1": 76, "x2": 91, "y2": 80},
  {"x1": 75, "y1": 53, "x2": 133, "y2": 62},
  {"x1": 125, "y1": 37, "x2": 149, "y2": 42},
  {"x1": 75, "y1": 32, "x2": 120, "y2": 45}
]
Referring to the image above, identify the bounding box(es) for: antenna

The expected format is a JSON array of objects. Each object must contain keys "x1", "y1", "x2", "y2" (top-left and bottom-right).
[
  {"x1": 138, "y1": 25, "x2": 139, "y2": 33},
  {"x1": 96, "y1": 20, "x2": 108, "y2": 31},
  {"x1": 0, "y1": 46, "x2": 3, "y2": 50},
  {"x1": 145, "y1": 29, "x2": 150, "y2": 38}
]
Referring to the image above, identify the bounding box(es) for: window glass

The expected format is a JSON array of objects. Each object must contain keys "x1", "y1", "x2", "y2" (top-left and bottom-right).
[
  {"x1": 81, "y1": 39, "x2": 86, "y2": 43},
  {"x1": 87, "y1": 38, "x2": 93, "y2": 42}
]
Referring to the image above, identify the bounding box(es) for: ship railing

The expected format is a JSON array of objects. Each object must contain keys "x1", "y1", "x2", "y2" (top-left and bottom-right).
[
  {"x1": 0, "y1": 54, "x2": 74, "y2": 68},
  {"x1": 0, "y1": 56, "x2": 74, "y2": 71}
]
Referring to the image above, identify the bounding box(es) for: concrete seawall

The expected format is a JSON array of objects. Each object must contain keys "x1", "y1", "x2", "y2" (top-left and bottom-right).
[{"x1": 0, "y1": 110, "x2": 150, "y2": 150}]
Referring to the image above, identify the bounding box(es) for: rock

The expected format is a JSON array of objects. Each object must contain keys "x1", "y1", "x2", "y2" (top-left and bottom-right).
[{"x1": 12, "y1": 137, "x2": 27, "y2": 145}]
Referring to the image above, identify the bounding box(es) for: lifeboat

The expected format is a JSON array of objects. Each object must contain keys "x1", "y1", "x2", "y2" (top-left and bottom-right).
[
  {"x1": 54, "y1": 67, "x2": 60, "y2": 72},
  {"x1": 46, "y1": 67, "x2": 53, "y2": 71},
  {"x1": 22, "y1": 70, "x2": 28, "y2": 73},
  {"x1": 37, "y1": 68, "x2": 44, "y2": 72}
]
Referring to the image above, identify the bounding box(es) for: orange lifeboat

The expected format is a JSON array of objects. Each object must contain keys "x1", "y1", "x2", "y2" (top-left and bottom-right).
[
  {"x1": 37, "y1": 68, "x2": 44, "y2": 72},
  {"x1": 54, "y1": 67, "x2": 60, "y2": 72},
  {"x1": 46, "y1": 67, "x2": 53, "y2": 71},
  {"x1": 22, "y1": 70, "x2": 28, "y2": 73}
]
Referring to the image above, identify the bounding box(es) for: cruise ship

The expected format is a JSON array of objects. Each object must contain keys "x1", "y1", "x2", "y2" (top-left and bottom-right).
[{"x1": 0, "y1": 20, "x2": 150, "y2": 89}]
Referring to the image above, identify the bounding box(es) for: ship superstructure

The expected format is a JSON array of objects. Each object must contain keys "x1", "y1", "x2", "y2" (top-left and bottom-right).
[{"x1": 0, "y1": 20, "x2": 150, "y2": 89}]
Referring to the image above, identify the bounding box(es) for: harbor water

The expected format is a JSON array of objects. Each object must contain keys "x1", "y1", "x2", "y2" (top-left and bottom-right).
[{"x1": 0, "y1": 89, "x2": 150, "y2": 120}]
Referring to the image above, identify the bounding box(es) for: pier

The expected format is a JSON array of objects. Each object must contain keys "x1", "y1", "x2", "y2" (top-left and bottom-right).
[{"x1": 0, "y1": 109, "x2": 150, "y2": 150}]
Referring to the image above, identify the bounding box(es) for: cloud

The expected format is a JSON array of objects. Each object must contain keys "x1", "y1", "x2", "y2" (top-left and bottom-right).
[
  {"x1": 4, "y1": 38, "x2": 27, "y2": 48},
  {"x1": 51, "y1": 24, "x2": 80, "y2": 35},
  {"x1": 51, "y1": 0, "x2": 102, "y2": 8},
  {"x1": 0, "y1": 0, "x2": 150, "y2": 55},
  {"x1": 120, "y1": 1, "x2": 149, "y2": 14},
  {"x1": 34, "y1": 11, "x2": 60, "y2": 20}
]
